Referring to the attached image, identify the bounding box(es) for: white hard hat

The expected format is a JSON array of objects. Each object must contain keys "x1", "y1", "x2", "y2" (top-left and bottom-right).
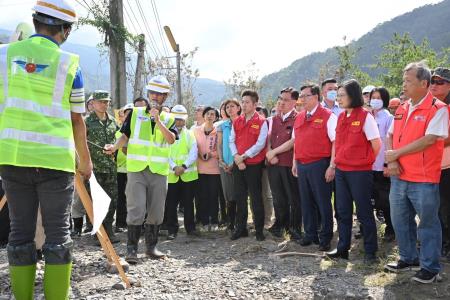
[
  {"x1": 32, "y1": 0, "x2": 78, "y2": 24},
  {"x1": 362, "y1": 85, "x2": 376, "y2": 94},
  {"x1": 122, "y1": 103, "x2": 134, "y2": 111},
  {"x1": 10, "y1": 22, "x2": 34, "y2": 42},
  {"x1": 171, "y1": 104, "x2": 188, "y2": 120},
  {"x1": 146, "y1": 75, "x2": 171, "y2": 94}
]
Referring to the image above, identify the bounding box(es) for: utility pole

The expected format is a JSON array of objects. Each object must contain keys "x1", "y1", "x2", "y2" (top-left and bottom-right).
[
  {"x1": 164, "y1": 26, "x2": 182, "y2": 105},
  {"x1": 108, "y1": 0, "x2": 127, "y2": 108},
  {"x1": 133, "y1": 34, "x2": 145, "y2": 100}
]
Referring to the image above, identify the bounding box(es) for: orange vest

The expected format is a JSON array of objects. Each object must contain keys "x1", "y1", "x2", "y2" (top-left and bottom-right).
[
  {"x1": 294, "y1": 105, "x2": 332, "y2": 164},
  {"x1": 393, "y1": 92, "x2": 446, "y2": 183},
  {"x1": 233, "y1": 112, "x2": 266, "y2": 165},
  {"x1": 335, "y1": 107, "x2": 375, "y2": 171}
]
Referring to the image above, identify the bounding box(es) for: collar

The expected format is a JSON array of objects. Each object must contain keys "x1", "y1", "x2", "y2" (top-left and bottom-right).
[
  {"x1": 244, "y1": 111, "x2": 257, "y2": 122},
  {"x1": 282, "y1": 108, "x2": 296, "y2": 120},
  {"x1": 322, "y1": 100, "x2": 337, "y2": 109},
  {"x1": 308, "y1": 104, "x2": 320, "y2": 115},
  {"x1": 30, "y1": 34, "x2": 60, "y2": 47},
  {"x1": 407, "y1": 91, "x2": 434, "y2": 110},
  {"x1": 89, "y1": 111, "x2": 112, "y2": 122}
]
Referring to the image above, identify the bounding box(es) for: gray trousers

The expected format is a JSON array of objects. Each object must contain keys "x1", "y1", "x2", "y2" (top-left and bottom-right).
[
  {"x1": 262, "y1": 168, "x2": 274, "y2": 226},
  {"x1": 220, "y1": 167, "x2": 234, "y2": 202},
  {"x1": 0, "y1": 166, "x2": 73, "y2": 246},
  {"x1": 126, "y1": 167, "x2": 168, "y2": 226}
]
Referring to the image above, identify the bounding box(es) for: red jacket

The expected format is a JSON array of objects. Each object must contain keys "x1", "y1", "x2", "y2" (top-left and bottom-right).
[
  {"x1": 294, "y1": 105, "x2": 332, "y2": 164},
  {"x1": 335, "y1": 107, "x2": 375, "y2": 171},
  {"x1": 233, "y1": 112, "x2": 266, "y2": 165},
  {"x1": 393, "y1": 92, "x2": 446, "y2": 183}
]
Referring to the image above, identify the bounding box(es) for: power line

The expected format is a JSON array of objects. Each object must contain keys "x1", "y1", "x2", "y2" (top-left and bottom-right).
[
  {"x1": 150, "y1": 0, "x2": 170, "y2": 57},
  {"x1": 135, "y1": 0, "x2": 164, "y2": 58}
]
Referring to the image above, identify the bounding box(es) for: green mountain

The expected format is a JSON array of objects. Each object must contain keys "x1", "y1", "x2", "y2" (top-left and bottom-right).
[{"x1": 260, "y1": 0, "x2": 450, "y2": 99}]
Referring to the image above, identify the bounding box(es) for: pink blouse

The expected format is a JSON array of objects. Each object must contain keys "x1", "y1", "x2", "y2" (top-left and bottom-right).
[{"x1": 193, "y1": 124, "x2": 220, "y2": 175}]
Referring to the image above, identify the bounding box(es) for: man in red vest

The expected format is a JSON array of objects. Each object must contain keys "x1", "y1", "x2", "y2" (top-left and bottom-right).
[
  {"x1": 229, "y1": 90, "x2": 268, "y2": 241},
  {"x1": 292, "y1": 84, "x2": 337, "y2": 251},
  {"x1": 266, "y1": 87, "x2": 301, "y2": 240},
  {"x1": 384, "y1": 62, "x2": 449, "y2": 284}
]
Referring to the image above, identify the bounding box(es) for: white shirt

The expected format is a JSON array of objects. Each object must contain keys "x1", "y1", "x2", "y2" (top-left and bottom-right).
[
  {"x1": 291, "y1": 104, "x2": 337, "y2": 142},
  {"x1": 388, "y1": 99, "x2": 449, "y2": 139},
  {"x1": 229, "y1": 112, "x2": 269, "y2": 158},
  {"x1": 282, "y1": 109, "x2": 296, "y2": 122}
]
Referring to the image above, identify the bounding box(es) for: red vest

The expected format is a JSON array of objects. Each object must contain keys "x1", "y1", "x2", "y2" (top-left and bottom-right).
[
  {"x1": 270, "y1": 111, "x2": 297, "y2": 167},
  {"x1": 335, "y1": 107, "x2": 375, "y2": 171},
  {"x1": 294, "y1": 105, "x2": 332, "y2": 164},
  {"x1": 393, "y1": 92, "x2": 446, "y2": 183},
  {"x1": 233, "y1": 112, "x2": 267, "y2": 165}
]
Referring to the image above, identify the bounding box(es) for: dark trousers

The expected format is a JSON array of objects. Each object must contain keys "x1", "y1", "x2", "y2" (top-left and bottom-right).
[
  {"x1": 165, "y1": 179, "x2": 197, "y2": 234},
  {"x1": 0, "y1": 179, "x2": 10, "y2": 245},
  {"x1": 218, "y1": 179, "x2": 227, "y2": 223},
  {"x1": 85, "y1": 172, "x2": 117, "y2": 226},
  {"x1": 198, "y1": 174, "x2": 220, "y2": 225},
  {"x1": 116, "y1": 172, "x2": 128, "y2": 227},
  {"x1": 0, "y1": 166, "x2": 73, "y2": 246},
  {"x1": 373, "y1": 171, "x2": 394, "y2": 235},
  {"x1": 439, "y1": 168, "x2": 450, "y2": 246},
  {"x1": 233, "y1": 162, "x2": 265, "y2": 232},
  {"x1": 335, "y1": 168, "x2": 378, "y2": 254},
  {"x1": 297, "y1": 159, "x2": 333, "y2": 245},
  {"x1": 268, "y1": 165, "x2": 301, "y2": 232}
]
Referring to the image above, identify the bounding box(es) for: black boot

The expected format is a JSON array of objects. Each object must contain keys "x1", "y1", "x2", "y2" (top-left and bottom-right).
[
  {"x1": 126, "y1": 225, "x2": 141, "y2": 264},
  {"x1": 104, "y1": 223, "x2": 120, "y2": 244},
  {"x1": 145, "y1": 224, "x2": 166, "y2": 259},
  {"x1": 71, "y1": 218, "x2": 83, "y2": 237}
]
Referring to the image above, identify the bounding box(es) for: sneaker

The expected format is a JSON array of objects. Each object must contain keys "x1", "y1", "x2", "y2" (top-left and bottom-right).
[
  {"x1": 167, "y1": 233, "x2": 177, "y2": 240},
  {"x1": 384, "y1": 259, "x2": 420, "y2": 273},
  {"x1": 411, "y1": 269, "x2": 441, "y2": 284}
]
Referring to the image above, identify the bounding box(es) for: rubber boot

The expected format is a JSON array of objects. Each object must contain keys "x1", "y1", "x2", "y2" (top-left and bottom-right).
[
  {"x1": 44, "y1": 263, "x2": 72, "y2": 300},
  {"x1": 7, "y1": 242, "x2": 37, "y2": 300},
  {"x1": 126, "y1": 225, "x2": 141, "y2": 264},
  {"x1": 71, "y1": 217, "x2": 83, "y2": 237},
  {"x1": 145, "y1": 224, "x2": 166, "y2": 259},
  {"x1": 9, "y1": 265, "x2": 36, "y2": 300}
]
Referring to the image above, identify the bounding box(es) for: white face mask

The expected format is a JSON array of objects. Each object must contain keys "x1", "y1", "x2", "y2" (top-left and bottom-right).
[
  {"x1": 370, "y1": 99, "x2": 384, "y2": 110},
  {"x1": 326, "y1": 90, "x2": 337, "y2": 101}
]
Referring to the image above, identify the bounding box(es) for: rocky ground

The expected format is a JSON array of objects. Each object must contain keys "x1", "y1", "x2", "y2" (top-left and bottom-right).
[{"x1": 1, "y1": 219, "x2": 450, "y2": 300}]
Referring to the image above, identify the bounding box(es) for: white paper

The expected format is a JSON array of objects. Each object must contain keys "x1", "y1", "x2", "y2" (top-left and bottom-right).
[{"x1": 89, "y1": 173, "x2": 111, "y2": 235}]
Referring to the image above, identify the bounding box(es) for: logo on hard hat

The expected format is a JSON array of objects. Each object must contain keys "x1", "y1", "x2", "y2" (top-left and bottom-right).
[{"x1": 14, "y1": 60, "x2": 49, "y2": 73}]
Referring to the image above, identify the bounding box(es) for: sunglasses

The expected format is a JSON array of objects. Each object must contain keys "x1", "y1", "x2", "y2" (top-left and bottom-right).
[{"x1": 431, "y1": 79, "x2": 449, "y2": 85}]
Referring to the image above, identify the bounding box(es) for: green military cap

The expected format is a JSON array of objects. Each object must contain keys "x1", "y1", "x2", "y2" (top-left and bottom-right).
[
  {"x1": 432, "y1": 67, "x2": 450, "y2": 82},
  {"x1": 91, "y1": 90, "x2": 111, "y2": 101}
]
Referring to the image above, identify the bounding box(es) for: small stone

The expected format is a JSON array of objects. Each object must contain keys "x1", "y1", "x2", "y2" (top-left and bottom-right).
[
  {"x1": 281, "y1": 278, "x2": 288, "y2": 283},
  {"x1": 112, "y1": 282, "x2": 126, "y2": 290},
  {"x1": 105, "y1": 259, "x2": 130, "y2": 274}
]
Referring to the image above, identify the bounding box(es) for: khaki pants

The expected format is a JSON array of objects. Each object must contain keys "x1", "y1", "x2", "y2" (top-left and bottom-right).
[{"x1": 126, "y1": 168, "x2": 168, "y2": 226}]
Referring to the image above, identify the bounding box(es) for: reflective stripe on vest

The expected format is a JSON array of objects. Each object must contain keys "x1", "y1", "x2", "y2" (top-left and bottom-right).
[
  {"x1": 126, "y1": 107, "x2": 174, "y2": 175},
  {"x1": 0, "y1": 38, "x2": 79, "y2": 172},
  {"x1": 168, "y1": 129, "x2": 198, "y2": 183}
]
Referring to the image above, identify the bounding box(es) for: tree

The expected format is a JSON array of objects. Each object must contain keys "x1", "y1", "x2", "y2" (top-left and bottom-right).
[
  {"x1": 224, "y1": 61, "x2": 263, "y2": 99},
  {"x1": 376, "y1": 32, "x2": 450, "y2": 97}
]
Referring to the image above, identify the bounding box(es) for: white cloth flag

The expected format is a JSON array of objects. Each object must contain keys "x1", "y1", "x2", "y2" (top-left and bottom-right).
[{"x1": 89, "y1": 173, "x2": 111, "y2": 235}]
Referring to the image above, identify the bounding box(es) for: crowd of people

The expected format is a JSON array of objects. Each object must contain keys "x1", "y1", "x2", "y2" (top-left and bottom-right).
[{"x1": 1, "y1": 1, "x2": 450, "y2": 299}]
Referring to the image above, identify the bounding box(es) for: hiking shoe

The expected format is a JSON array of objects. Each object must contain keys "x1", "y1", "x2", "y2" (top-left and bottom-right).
[
  {"x1": 411, "y1": 269, "x2": 441, "y2": 284},
  {"x1": 384, "y1": 260, "x2": 420, "y2": 273}
]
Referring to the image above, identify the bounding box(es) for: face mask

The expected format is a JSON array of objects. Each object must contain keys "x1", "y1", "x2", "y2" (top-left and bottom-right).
[
  {"x1": 370, "y1": 99, "x2": 384, "y2": 110},
  {"x1": 326, "y1": 90, "x2": 337, "y2": 101}
]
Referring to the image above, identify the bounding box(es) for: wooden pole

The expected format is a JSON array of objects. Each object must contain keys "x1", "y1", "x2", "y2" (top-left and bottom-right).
[
  {"x1": 74, "y1": 174, "x2": 131, "y2": 288},
  {"x1": 133, "y1": 34, "x2": 146, "y2": 100},
  {"x1": 0, "y1": 196, "x2": 6, "y2": 212}
]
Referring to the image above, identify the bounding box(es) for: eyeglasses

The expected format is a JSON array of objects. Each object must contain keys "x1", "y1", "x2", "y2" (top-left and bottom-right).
[
  {"x1": 431, "y1": 79, "x2": 449, "y2": 85},
  {"x1": 298, "y1": 94, "x2": 314, "y2": 99}
]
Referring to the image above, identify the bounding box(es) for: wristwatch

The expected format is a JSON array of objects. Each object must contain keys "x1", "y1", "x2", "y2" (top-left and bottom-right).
[
  {"x1": 329, "y1": 163, "x2": 336, "y2": 169},
  {"x1": 181, "y1": 164, "x2": 187, "y2": 170}
]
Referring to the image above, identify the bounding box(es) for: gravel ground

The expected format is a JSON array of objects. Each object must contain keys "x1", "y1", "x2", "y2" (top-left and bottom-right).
[{"x1": 1, "y1": 219, "x2": 449, "y2": 300}]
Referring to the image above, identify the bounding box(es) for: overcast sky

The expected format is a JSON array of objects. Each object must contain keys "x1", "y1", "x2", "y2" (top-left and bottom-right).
[{"x1": 0, "y1": 0, "x2": 443, "y2": 81}]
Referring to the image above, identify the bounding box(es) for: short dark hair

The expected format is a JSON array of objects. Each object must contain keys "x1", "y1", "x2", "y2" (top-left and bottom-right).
[
  {"x1": 300, "y1": 84, "x2": 321, "y2": 98},
  {"x1": 338, "y1": 79, "x2": 364, "y2": 108},
  {"x1": 223, "y1": 99, "x2": 242, "y2": 118},
  {"x1": 33, "y1": 13, "x2": 72, "y2": 36},
  {"x1": 133, "y1": 97, "x2": 148, "y2": 105},
  {"x1": 202, "y1": 106, "x2": 219, "y2": 119},
  {"x1": 280, "y1": 87, "x2": 299, "y2": 100},
  {"x1": 370, "y1": 87, "x2": 390, "y2": 108},
  {"x1": 321, "y1": 78, "x2": 337, "y2": 88},
  {"x1": 241, "y1": 89, "x2": 259, "y2": 103}
]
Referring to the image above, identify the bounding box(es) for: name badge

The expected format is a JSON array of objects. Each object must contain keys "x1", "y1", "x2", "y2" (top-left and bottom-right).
[
  {"x1": 351, "y1": 121, "x2": 360, "y2": 126},
  {"x1": 251, "y1": 124, "x2": 260, "y2": 129},
  {"x1": 394, "y1": 114, "x2": 403, "y2": 120},
  {"x1": 414, "y1": 115, "x2": 426, "y2": 122},
  {"x1": 314, "y1": 119, "x2": 323, "y2": 123},
  {"x1": 138, "y1": 116, "x2": 150, "y2": 122}
]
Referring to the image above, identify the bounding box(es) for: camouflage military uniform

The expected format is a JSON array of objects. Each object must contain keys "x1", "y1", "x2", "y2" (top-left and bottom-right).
[{"x1": 85, "y1": 111, "x2": 119, "y2": 226}]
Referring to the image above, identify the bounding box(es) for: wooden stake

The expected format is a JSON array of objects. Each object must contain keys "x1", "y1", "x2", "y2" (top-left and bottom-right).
[
  {"x1": 0, "y1": 196, "x2": 6, "y2": 212},
  {"x1": 74, "y1": 173, "x2": 131, "y2": 288}
]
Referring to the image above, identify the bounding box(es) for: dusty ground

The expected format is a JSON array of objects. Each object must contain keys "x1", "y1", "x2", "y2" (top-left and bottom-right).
[{"x1": 1, "y1": 220, "x2": 449, "y2": 299}]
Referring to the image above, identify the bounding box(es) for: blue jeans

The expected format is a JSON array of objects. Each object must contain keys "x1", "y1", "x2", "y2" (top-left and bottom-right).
[
  {"x1": 335, "y1": 169, "x2": 378, "y2": 254},
  {"x1": 390, "y1": 176, "x2": 441, "y2": 273}
]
